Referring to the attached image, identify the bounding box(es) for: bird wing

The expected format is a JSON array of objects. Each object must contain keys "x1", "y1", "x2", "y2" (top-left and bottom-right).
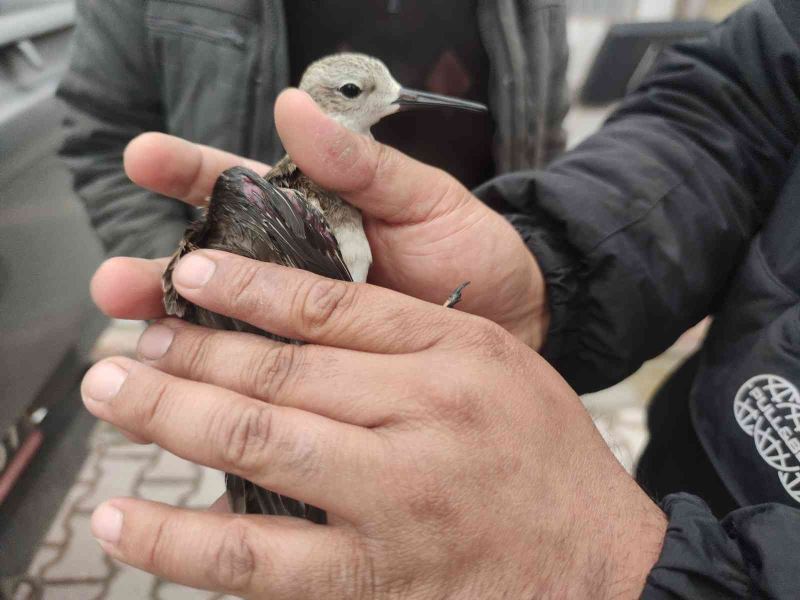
[
  {"x1": 233, "y1": 167, "x2": 353, "y2": 282},
  {"x1": 162, "y1": 216, "x2": 207, "y2": 319},
  {"x1": 162, "y1": 166, "x2": 352, "y2": 332},
  {"x1": 163, "y1": 166, "x2": 345, "y2": 521}
]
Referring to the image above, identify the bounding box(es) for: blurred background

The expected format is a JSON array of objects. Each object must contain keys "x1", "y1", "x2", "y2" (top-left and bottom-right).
[{"x1": 0, "y1": 0, "x2": 747, "y2": 598}]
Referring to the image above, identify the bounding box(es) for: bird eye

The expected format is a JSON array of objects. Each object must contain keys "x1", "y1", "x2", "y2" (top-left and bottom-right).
[{"x1": 339, "y1": 83, "x2": 362, "y2": 99}]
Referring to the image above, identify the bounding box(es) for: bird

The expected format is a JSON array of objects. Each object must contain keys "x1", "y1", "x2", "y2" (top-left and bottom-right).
[{"x1": 162, "y1": 53, "x2": 486, "y2": 521}]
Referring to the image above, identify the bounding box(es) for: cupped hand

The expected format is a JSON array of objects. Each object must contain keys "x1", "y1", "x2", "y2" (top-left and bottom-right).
[
  {"x1": 83, "y1": 251, "x2": 665, "y2": 599},
  {"x1": 115, "y1": 89, "x2": 548, "y2": 347}
]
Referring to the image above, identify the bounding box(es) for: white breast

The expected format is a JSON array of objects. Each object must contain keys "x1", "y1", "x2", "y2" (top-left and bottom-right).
[{"x1": 332, "y1": 211, "x2": 372, "y2": 283}]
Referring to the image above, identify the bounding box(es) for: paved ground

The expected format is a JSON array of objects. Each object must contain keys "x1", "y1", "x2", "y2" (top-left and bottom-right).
[{"x1": 15, "y1": 421, "x2": 235, "y2": 600}]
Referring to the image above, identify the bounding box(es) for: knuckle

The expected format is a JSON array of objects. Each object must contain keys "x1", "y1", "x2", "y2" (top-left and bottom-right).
[
  {"x1": 429, "y1": 383, "x2": 483, "y2": 430},
  {"x1": 385, "y1": 454, "x2": 464, "y2": 537},
  {"x1": 405, "y1": 480, "x2": 459, "y2": 527},
  {"x1": 182, "y1": 330, "x2": 215, "y2": 377},
  {"x1": 186, "y1": 148, "x2": 211, "y2": 204},
  {"x1": 423, "y1": 176, "x2": 462, "y2": 219},
  {"x1": 215, "y1": 404, "x2": 273, "y2": 473},
  {"x1": 296, "y1": 278, "x2": 355, "y2": 335},
  {"x1": 328, "y1": 535, "x2": 375, "y2": 599},
  {"x1": 469, "y1": 319, "x2": 513, "y2": 361},
  {"x1": 279, "y1": 425, "x2": 324, "y2": 482},
  {"x1": 346, "y1": 135, "x2": 385, "y2": 193},
  {"x1": 145, "y1": 518, "x2": 171, "y2": 573},
  {"x1": 226, "y1": 261, "x2": 262, "y2": 314},
  {"x1": 248, "y1": 343, "x2": 300, "y2": 401},
  {"x1": 414, "y1": 362, "x2": 486, "y2": 431},
  {"x1": 209, "y1": 520, "x2": 256, "y2": 593},
  {"x1": 370, "y1": 141, "x2": 395, "y2": 184},
  {"x1": 140, "y1": 378, "x2": 174, "y2": 433},
  {"x1": 325, "y1": 127, "x2": 361, "y2": 172}
]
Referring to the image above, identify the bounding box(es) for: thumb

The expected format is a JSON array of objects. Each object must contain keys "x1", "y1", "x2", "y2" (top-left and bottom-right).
[{"x1": 274, "y1": 88, "x2": 473, "y2": 224}]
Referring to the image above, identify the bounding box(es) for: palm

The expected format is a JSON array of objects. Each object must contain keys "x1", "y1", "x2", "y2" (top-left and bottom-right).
[{"x1": 364, "y1": 204, "x2": 544, "y2": 346}]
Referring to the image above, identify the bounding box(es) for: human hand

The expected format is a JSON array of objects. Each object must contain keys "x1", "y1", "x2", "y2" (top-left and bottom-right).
[
  {"x1": 84, "y1": 251, "x2": 666, "y2": 599},
  {"x1": 118, "y1": 89, "x2": 548, "y2": 347}
]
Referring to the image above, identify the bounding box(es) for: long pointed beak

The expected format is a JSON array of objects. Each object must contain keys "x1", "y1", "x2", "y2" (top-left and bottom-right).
[{"x1": 393, "y1": 87, "x2": 488, "y2": 113}]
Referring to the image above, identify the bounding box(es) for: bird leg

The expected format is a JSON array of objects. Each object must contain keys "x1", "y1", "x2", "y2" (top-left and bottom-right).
[{"x1": 443, "y1": 281, "x2": 471, "y2": 309}]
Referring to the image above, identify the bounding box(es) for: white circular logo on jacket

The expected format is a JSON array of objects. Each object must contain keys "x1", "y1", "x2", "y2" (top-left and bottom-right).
[{"x1": 734, "y1": 374, "x2": 800, "y2": 504}]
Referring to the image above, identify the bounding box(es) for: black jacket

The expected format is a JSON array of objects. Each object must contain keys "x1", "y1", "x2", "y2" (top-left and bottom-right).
[{"x1": 478, "y1": 0, "x2": 800, "y2": 597}]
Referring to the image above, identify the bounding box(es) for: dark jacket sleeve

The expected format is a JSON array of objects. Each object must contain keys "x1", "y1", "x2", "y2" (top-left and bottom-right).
[
  {"x1": 57, "y1": 0, "x2": 191, "y2": 259},
  {"x1": 643, "y1": 494, "x2": 800, "y2": 599},
  {"x1": 475, "y1": 0, "x2": 800, "y2": 393}
]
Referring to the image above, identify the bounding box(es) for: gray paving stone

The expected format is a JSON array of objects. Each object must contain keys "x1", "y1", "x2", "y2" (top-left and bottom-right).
[
  {"x1": 77, "y1": 455, "x2": 152, "y2": 511},
  {"x1": 41, "y1": 582, "x2": 105, "y2": 600},
  {"x1": 143, "y1": 451, "x2": 198, "y2": 481},
  {"x1": 138, "y1": 481, "x2": 196, "y2": 506},
  {"x1": 184, "y1": 468, "x2": 225, "y2": 510},
  {"x1": 91, "y1": 319, "x2": 145, "y2": 362},
  {"x1": 41, "y1": 514, "x2": 110, "y2": 580},
  {"x1": 594, "y1": 416, "x2": 635, "y2": 473},
  {"x1": 26, "y1": 545, "x2": 60, "y2": 578},
  {"x1": 91, "y1": 422, "x2": 138, "y2": 449},
  {"x1": 611, "y1": 406, "x2": 649, "y2": 464},
  {"x1": 76, "y1": 451, "x2": 101, "y2": 484},
  {"x1": 157, "y1": 582, "x2": 223, "y2": 600},
  {"x1": 12, "y1": 579, "x2": 35, "y2": 600},
  {"x1": 105, "y1": 564, "x2": 157, "y2": 599},
  {"x1": 105, "y1": 443, "x2": 161, "y2": 459}
]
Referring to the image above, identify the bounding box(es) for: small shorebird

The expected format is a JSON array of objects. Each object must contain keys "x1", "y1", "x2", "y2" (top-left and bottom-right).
[{"x1": 163, "y1": 53, "x2": 486, "y2": 520}]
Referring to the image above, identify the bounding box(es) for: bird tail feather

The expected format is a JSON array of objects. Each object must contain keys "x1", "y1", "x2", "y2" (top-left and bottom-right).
[{"x1": 224, "y1": 473, "x2": 326, "y2": 523}]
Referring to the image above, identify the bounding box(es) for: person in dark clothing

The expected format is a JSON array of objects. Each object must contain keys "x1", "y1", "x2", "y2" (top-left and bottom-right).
[
  {"x1": 477, "y1": 0, "x2": 800, "y2": 519},
  {"x1": 70, "y1": 0, "x2": 800, "y2": 598}
]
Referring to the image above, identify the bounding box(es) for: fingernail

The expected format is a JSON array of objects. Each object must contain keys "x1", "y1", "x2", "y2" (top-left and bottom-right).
[
  {"x1": 174, "y1": 253, "x2": 216, "y2": 288},
  {"x1": 82, "y1": 361, "x2": 129, "y2": 403},
  {"x1": 92, "y1": 503, "x2": 123, "y2": 545},
  {"x1": 138, "y1": 324, "x2": 175, "y2": 360}
]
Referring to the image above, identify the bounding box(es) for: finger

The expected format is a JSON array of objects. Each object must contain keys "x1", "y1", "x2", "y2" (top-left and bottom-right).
[
  {"x1": 124, "y1": 133, "x2": 270, "y2": 206},
  {"x1": 170, "y1": 250, "x2": 470, "y2": 353},
  {"x1": 81, "y1": 357, "x2": 382, "y2": 519},
  {"x1": 136, "y1": 319, "x2": 421, "y2": 426},
  {"x1": 119, "y1": 428, "x2": 151, "y2": 445},
  {"x1": 92, "y1": 498, "x2": 354, "y2": 598},
  {"x1": 91, "y1": 257, "x2": 168, "y2": 320},
  {"x1": 275, "y1": 89, "x2": 475, "y2": 224}
]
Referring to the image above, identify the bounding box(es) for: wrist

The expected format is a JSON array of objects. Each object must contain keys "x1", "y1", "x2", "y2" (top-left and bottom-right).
[
  {"x1": 507, "y1": 252, "x2": 550, "y2": 350},
  {"x1": 599, "y1": 492, "x2": 667, "y2": 598},
  {"x1": 495, "y1": 484, "x2": 666, "y2": 599},
  {"x1": 533, "y1": 473, "x2": 667, "y2": 599}
]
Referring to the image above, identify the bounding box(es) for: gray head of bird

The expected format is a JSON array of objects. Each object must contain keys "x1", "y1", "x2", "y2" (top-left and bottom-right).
[{"x1": 299, "y1": 53, "x2": 487, "y2": 136}]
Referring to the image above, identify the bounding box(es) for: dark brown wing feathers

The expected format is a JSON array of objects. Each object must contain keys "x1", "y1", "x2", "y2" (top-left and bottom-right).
[
  {"x1": 161, "y1": 164, "x2": 350, "y2": 521},
  {"x1": 162, "y1": 165, "x2": 351, "y2": 328}
]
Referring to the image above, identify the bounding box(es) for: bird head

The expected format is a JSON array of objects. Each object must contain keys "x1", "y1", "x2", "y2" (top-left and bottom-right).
[{"x1": 299, "y1": 53, "x2": 487, "y2": 135}]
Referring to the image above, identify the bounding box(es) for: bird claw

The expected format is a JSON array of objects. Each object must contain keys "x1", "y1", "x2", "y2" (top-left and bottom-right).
[{"x1": 443, "y1": 281, "x2": 470, "y2": 309}]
